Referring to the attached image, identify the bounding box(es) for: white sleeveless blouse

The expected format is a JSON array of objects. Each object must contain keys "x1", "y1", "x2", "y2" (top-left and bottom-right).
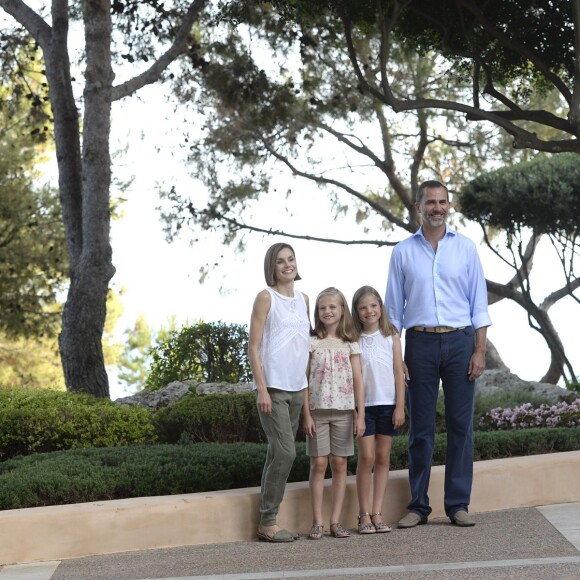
[
  {"x1": 359, "y1": 330, "x2": 396, "y2": 405},
  {"x1": 255, "y1": 288, "x2": 310, "y2": 392}
]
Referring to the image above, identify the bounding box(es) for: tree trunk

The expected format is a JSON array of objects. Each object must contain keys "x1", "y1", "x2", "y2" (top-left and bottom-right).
[
  {"x1": 48, "y1": 0, "x2": 115, "y2": 397},
  {"x1": 487, "y1": 279, "x2": 573, "y2": 384},
  {"x1": 485, "y1": 339, "x2": 510, "y2": 371},
  {"x1": 59, "y1": 263, "x2": 111, "y2": 397},
  {"x1": 0, "y1": 0, "x2": 207, "y2": 397}
]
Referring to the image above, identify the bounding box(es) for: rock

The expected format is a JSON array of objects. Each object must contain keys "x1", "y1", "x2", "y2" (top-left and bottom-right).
[
  {"x1": 476, "y1": 370, "x2": 574, "y2": 402},
  {"x1": 115, "y1": 380, "x2": 199, "y2": 410},
  {"x1": 117, "y1": 372, "x2": 574, "y2": 410},
  {"x1": 485, "y1": 341, "x2": 510, "y2": 372},
  {"x1": 114, "y1": 380, "x2": 254, "y2": 410},
  {"x1": 196, "y1": 382, "x2": 253, "y2": 396}
]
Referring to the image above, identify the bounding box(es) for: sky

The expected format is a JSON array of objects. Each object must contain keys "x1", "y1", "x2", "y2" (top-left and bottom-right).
[{"x1": 107, "y1": 92, "x2": 579, "y2": 400}]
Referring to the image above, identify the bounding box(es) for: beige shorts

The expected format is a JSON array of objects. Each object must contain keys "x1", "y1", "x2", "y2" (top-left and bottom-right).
[{"x1": 306, "y1": 409, "x2": 354, "y2": 457}]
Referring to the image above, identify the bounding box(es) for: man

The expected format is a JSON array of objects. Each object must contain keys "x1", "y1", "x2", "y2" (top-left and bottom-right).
[{"x1": 386, "y1": 180, "x2": 491, "y2": 528}]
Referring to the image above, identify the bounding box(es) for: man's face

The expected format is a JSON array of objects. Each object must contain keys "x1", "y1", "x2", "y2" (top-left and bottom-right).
[{"x1": 416, "y1": 186, "x2": 450, "y2": 228}]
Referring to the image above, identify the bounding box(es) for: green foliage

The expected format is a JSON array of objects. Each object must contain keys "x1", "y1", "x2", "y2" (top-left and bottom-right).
[
  {"x1": 393, "y1": 1, "x2": 575, "y2": 89},
  {"x1": 165, "y1": 3, "x2": 529, "y2": 246},
  {"x1": 146, "y1": 321, "x2": 252, "y2": 390},
  {"x1": 0, "y1": 443, "x2": 274, "y2": 509},
  {"x1": 117, "y1": 314, "x2": 154, "y2": 389},
  {"x1": 0, "y1": 427, "x2": 579, "y2": 510},
  {"x1": 564, "y1": 377, "x2": 580, "y2": 395},
  {"x1": 0, "y1": 334, "x2": 65, "y2": 390},
  {"x1": 458, "y1": 153, "x2": 580, "y2": 236},
  {"x1": 0, "y1": 48, "x2": 65, "y2": 339},
  {"x1": 117, "y1": 315, "x2": 176, "y2": 391},
  {"x1": 0, "y1": 390, "x2": 157, "y2": 460},
  {"x1": 155, "y1": 390, "x2": 263, "y2": 444}
]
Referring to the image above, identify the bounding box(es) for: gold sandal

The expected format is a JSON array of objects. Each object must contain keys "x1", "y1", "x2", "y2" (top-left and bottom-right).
[
  {"x1": 371, "y1": 512, "x2": 392, "y2": 533},
  {"x1": 357, "y1": 512, "x2": 376, "y2": 534},
  {"x1": 330, "y1": 522, "x2": 350, "y2": 538},
  {"x1": 308, "y1": 523, "x2": 324, "y2": 540}
]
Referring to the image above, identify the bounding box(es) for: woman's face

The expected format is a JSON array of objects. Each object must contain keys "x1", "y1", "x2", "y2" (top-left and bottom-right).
[{"x1": 274, "y1": 247, "x2": 297, "y2": 284}]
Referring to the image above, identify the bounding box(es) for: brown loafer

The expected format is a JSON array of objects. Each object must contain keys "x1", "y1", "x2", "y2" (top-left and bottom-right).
[
  {"x1": 451, "y1": 510, "x2": 475, "y2": 527},
  {"x1": 397, "y1": 511, "x2": 428, "y2": 528}
]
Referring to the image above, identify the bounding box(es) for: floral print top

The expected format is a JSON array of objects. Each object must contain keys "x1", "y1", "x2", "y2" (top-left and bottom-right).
[{"x1": 308, "y1": 336, "x2": 361, "y2": 411}]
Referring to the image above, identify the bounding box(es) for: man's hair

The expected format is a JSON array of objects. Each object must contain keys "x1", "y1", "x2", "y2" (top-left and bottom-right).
[{"x1": 416, "y1": 180, "x2": 449, "y2": 204}]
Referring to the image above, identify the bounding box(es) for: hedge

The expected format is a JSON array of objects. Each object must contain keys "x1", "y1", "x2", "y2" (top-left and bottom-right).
[{"x1": 0, "y1": 427, "x2": 578, "y2": 510}]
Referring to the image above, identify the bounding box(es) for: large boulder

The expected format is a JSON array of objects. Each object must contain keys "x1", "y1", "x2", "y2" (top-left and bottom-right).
[
  {"x1": 115, "y1": 380, "x2": 253, "y2": 410},
  {"x1": 476, "y1": 370, "x2": 574, "y2": 402}
]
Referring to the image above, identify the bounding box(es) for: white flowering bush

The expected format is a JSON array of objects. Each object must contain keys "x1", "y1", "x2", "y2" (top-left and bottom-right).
[{"x1": 479, "y1": 399, "x2": 580, "y2": 431}]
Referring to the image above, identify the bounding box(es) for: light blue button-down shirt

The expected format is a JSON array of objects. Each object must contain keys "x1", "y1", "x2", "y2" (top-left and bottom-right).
[{"x1": 385, "y1": 226, "x2": 492, "y2": 334}]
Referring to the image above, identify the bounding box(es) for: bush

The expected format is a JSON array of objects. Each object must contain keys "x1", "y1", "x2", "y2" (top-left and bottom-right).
[
  {"x1": 479, "y1": 398, "x2": 580, "y2": 431},
  {"x1": 155, "y1": 391, "x2": 264, "y2": 444},
  {"x1": 0, "y1": 389, "x2": 157, "y2": 460},
  {"x1": 146, "y1": 321, "x2": 252, "y2": 390},
  {"x1": 474, "y1": 389, "x2": 563, "y2": 428},
  {"x1": 1, "y1": 427, "x2": 578, "y2": 511},
  {"x1": 0, "y1": 443, "x2": 276, "y2": 509}
]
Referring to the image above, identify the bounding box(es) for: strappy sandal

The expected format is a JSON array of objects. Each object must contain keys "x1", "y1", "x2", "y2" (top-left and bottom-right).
[
  {"x1": 357, "y1": 512, "x2": 376, "y2": 534},
  {"x1": 330, "y1": 522, "x2": 350, "y2": 538},
  {"x1": 371, "y1": 512, "x2": 392, "y2": 533},
  {"x1": 308, "y1": 524, "x2": 324, "y2": 540}
]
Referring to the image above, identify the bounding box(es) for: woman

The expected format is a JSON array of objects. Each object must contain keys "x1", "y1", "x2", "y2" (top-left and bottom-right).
[{"x1": 248, "y1": 242, "x2": 311, "y2": 542}]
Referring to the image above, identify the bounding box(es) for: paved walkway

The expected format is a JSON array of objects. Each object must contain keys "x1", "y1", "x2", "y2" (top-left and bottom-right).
[{"x1": 1, "y1": 503, "x2": 580, "y2": 580}]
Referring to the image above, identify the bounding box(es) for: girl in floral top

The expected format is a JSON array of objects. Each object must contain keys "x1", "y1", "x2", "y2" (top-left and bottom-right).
[{"x1": 303, "y1": 287, "x2": 365, "y2": 540}]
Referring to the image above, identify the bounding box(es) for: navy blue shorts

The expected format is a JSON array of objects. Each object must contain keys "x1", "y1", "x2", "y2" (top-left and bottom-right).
[{"x1": 362, "y1": 405, "x2": 399, "y2": 437}]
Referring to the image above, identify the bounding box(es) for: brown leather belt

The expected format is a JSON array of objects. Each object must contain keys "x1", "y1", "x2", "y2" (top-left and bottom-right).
[{"x1": 411, "y1": 326, "x2": 465, "y2": 333}]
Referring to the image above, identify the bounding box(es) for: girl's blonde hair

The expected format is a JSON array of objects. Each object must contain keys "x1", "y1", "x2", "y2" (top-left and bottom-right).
[
  {"x1": 313, "y1": 287, "x2": 358, "y2": 341},
  {"x1": 351, "y1": 285, "x2": 397, "y2": 337}
]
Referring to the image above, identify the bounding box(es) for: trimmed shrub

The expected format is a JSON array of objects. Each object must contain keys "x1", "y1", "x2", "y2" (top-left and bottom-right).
[
  {"x1": 0, "y1": 427, "x2": 578, "y2": 511},
  {"x1": 146, "y1": 321, "x2": 252, "y2": 390},
  {"x1": 154, "y1": 391, "x2": 264, "y2": 444},
  {"x1": 0, "y1": 390, "x2": 157, "y2": 460}
]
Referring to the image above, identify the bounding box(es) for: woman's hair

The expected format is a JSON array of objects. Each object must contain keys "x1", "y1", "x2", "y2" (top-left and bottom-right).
[
  {"x1": 351, "y1": 285, "x2": 397, "y2": 337},
  {"x1": 313, "y1": 287, "x2": 358, "y2": 341},
  {"x1": 263, "y1": 242, "x2": 302, "y2": 286}
]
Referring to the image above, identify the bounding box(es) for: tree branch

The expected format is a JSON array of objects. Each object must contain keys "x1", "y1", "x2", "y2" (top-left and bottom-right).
[
  {"x1": 458, "y1": 0, "x2": 572, "y2": 102},
  {"x1": 112, "y1": 0, "x2": 209, "y2": 100},
  {"x1": 186, "y1": 204, "x2": 400, "y2": 247},
  {"x1": 541, "y1": 277, "x2": 580, "y2": 310},
  {"x1": 0, "y1": 0, "x2": 52, "y2": 46},
  {"x1": 340, "y1": 2, "x2": 580, "y2": 153},
  {"x1": 254, "y1": 130, "x2": 414, "y2": 233}
]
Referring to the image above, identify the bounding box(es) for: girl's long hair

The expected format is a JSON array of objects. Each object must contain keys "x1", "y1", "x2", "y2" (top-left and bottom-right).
[
  {"x1": 351, "y1": 285, "x2": 397, "y2": 337},
  {"x1": 313, "y1": 287, "x2": 358, "y2": 341}
]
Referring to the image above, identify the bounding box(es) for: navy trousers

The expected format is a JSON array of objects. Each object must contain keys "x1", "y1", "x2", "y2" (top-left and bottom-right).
[{"x1": 404, "y1": 327, "x2": 476, "y2": 518}]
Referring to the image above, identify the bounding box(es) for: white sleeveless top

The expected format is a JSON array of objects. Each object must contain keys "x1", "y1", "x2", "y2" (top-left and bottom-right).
[
  {"x1": 358, "y1": 331, "x2": 396, "y2": 406},
  {"x1": 254, "y1": 288, "x2": 310, "y2": 392}
]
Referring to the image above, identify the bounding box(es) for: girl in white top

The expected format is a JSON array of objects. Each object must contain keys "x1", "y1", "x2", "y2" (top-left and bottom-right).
[
  {"x1": 303, "y1": 287, "x2": 365, "y2": 540},
  {"x1": 248, "y1": 243, "x2": 311, "y2": 543},
  {"x1": 352, "y1": 285, "x2": 405, "y2": 534}
]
